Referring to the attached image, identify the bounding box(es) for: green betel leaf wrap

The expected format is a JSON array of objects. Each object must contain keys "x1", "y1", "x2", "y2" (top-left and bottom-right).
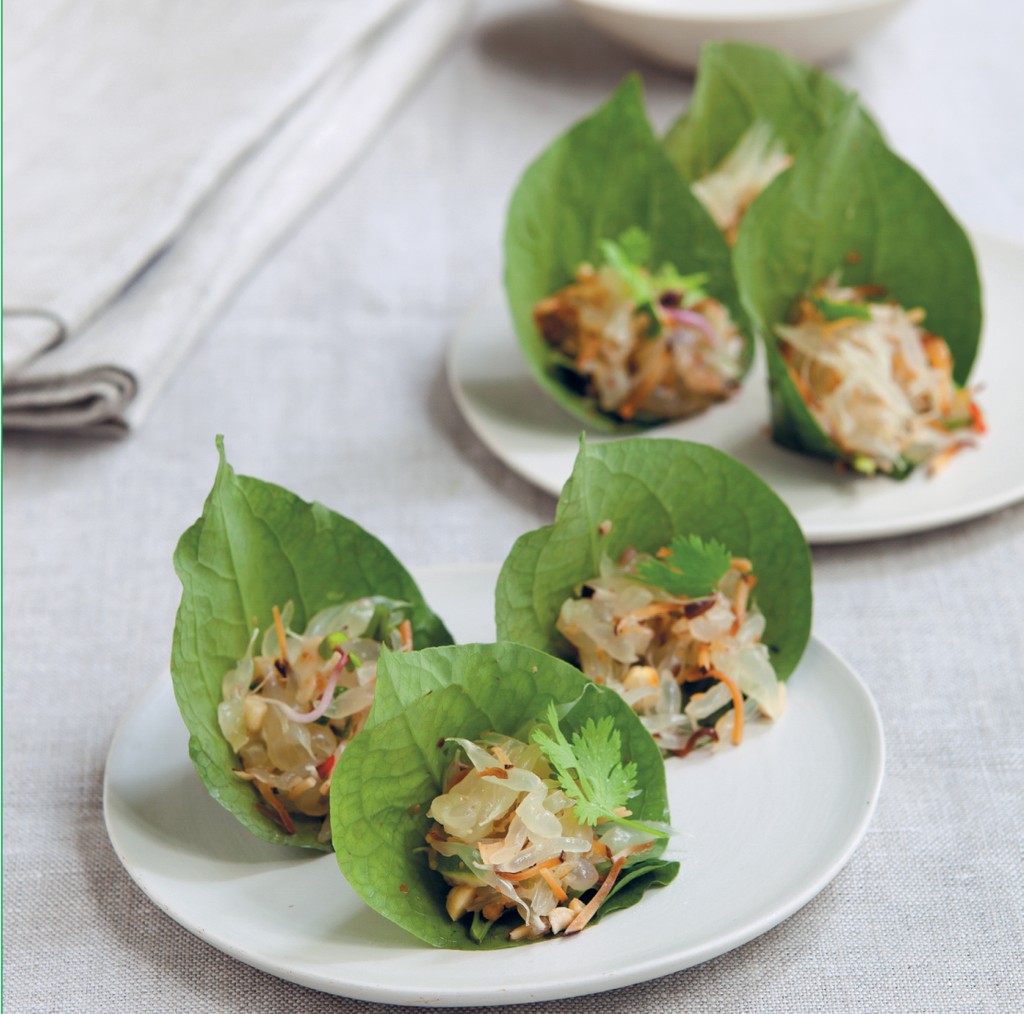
[
  {"x1": 503, "y1": 75, "x2": 752, "y2": 433},
  {"x1": 732, "y1": 103, "x2": 982, "y2": 472},
  {"x1": 496, "y1": 437, "x2": 811, "y2": 681},
  {"x1": 170, "y1": 437, "x2": 453, "y2": 850},
  {"x1": 663, "y1": 41, "x2": 877, "y2": 183},
  {"x1": 330, "y1": 643, "x2": 677, "y2": 949}
]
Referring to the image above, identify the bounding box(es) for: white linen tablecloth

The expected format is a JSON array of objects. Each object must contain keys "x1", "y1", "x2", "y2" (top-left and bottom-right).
[
  {"x1": 3, "y1": 0, "x2": 470, "y2": 434},
  {"x1": 4, "y1": 0, "x2": 1023, "y2": 1010}
]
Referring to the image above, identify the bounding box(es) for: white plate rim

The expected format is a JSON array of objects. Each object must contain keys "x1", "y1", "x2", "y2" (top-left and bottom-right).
[
  {"x1": 569, "y1": 0, "x2": 908, "y2": 25},
  {"x1": 104, "y1": 564, "x2": 885, "y2": 1006}
]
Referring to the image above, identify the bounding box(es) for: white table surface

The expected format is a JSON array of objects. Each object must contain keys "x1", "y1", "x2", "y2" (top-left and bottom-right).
[{"x1": 4, "y1": 1, "x2": 1023, "y2": 1010}]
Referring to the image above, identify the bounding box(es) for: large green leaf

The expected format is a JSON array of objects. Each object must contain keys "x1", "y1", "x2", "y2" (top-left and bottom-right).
[
  {"x1": 331, "y1": 643, "x2": 677, "y2": 949},
  {"x1": 732, "y1": 103, "x2": 982, "y2": 471},
  {"x1": 496, "y1": 437, "x2": 811, "y2": 681},
  {"x1": 504, "y1": 75, "x2": 751, "y2": 433},
  {"x1": 170, "y1": 438, "x2": 453, "y2": 850},
  {"x1": 663, "y1": 42, "x2": 877, "y2": 182}
]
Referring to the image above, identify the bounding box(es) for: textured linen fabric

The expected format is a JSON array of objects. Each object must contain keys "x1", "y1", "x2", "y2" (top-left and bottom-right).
[
  {"x1": 4, "y1": 0, "x2": 1023, "y2": 1010},
  {"x1": 2, "y1": 0, "x2": 470, "y2": 434}
]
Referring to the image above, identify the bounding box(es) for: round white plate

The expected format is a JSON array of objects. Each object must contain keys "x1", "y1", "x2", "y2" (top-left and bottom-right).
[
  {"x1": 448, "y1": 232, "x2": 1024, "y2": 544},
  {"x1": 105, "y1": 564, "x2": 883, "y2": 1007},
  {"x1": 566, "y1": 0, "x2": 912, "y2": 70}
]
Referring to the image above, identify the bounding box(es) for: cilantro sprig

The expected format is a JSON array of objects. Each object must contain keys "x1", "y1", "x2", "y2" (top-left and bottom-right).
[
  {"x1": 532, "y1": 702, "x2": 667, "y2": 838},
  {"x1": 811, "y1": 296, "x2": 871, "y2": 322},
  {"x1": 633, "y1": 533, "x2": 733, "y2": 599},
  {"x1": 599, "y1": 227, "x2": 710, "y2": 338}
]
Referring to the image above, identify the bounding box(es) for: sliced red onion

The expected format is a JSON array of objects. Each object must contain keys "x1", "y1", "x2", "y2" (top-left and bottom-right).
[
  {"x1": 267, "y1": 649, "x2": 347, "y2": 724},
  {"x1": 664, "y1": 307, "x2": 716, "y2": 343}
]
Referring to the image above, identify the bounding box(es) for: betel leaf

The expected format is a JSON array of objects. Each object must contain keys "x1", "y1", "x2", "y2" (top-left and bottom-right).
[
  {"x1": 663, "y1": 41, "x2": 878, "y2": 183},
  {"x1": 732, "y1": 101, "x2": 982, "y2": 472},
  {"x1": 170, "y1": 437, "x2": 452, "y2": 850},
  {"x1": 504, "y1": 74, "x2": 752, "y2": 433},
  {"x1": 331, "y1": 643, "x2": 677, "y2": 949},
  {"x1": 496, "y1": 436, "x2": 811, "y2": 681}
]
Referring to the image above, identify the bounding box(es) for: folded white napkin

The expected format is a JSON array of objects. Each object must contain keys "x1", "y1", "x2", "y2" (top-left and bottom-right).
[{"x1": 3, "y1": 0, "x2": 471, "y2": 435}]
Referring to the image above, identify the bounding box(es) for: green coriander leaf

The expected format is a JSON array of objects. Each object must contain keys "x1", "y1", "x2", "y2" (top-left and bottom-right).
[
  {"x1": 811, "y1": 296, "x2": 871, "y2": 322},
  {"x1": 570, "y1": 716, "x2": 638, "y2": 815},
  {"x1": 533, "y1": 704, "x2": 651, "y2": 833},
  {"x1": 599, "y1": 234, "x2": 654, "y2": 308},
  {"x1": 634, "y1": 533, "x2": 733, "y2": 599},
  {"x1": 531, "y1": 702, "x2": 580, "y2": 789},
  {"x1": 653, "y1": 266, "x2": 709, "y2": 307},
  {"x1": 600, "y1": 230, "x2": 715, "y2": 339},
  {"x1": 616, "y1": 225, "x2": 652, "y2": 264}
]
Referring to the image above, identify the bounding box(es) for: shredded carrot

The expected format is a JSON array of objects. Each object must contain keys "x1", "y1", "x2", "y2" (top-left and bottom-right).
[
  {"x1": 922, "y1": 334, "x2": 952, "y2": 371},
  {"x1": 589, "y1": 839, "x2": 610, "y2": 859},
  {"x1": 709, "y1": 666, "x2": 745, "y2": 746},
  {"x1": 399, "y1": 619, "x2": 413, "y2": 652},
  {"x1": 539, "y1": 867, "x2": 568, "y2": 902},
  {"x1": 785, "y1": 360, "x2": 818, "y2": 408},
  {"x1": 272, "y1": 605, "x2": 289, "y2": 666},
  {"x1": 255, "y1": 780, "x2": 295, "y2": 834},
  {"x1": 730, "y1": 557, "x2": 753, "y2": 573},
  {"x1": 564, "y1": 856, "x2": 626, "y2": 935},
  {"x1": 927, "y1": 442, "x2": 967, "y2": 477},
  {"x1": 476, "y1": 766, "x2": 509, "y2": 780},
  {"x1": 969, "y1": 401, "x2": 986, "y2": 434},
  {"x1": 675, "y1": 666, "x2": 706, "y2": 685},
  {"x1": 501, "y1": 857, "x2": 561, "y2": 883}
]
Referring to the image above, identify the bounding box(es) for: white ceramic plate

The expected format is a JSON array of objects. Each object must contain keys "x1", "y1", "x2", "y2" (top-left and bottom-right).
[
  {"x1": 448, "y1": 232, "x2": 1024, "y2": 544},
  {"x1": 566, "y1": 0, "x2": 912, "y2": 70},
  {"x1": 105, "y1": 564, "x2": 883, "y2": 1007}
]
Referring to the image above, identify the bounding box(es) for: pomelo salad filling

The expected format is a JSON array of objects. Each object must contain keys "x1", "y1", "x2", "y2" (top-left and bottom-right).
[
  {"x1": 218, "y1": 597, "x2": 413, "y2": 841},
  {"x1": 533, "y1": 229, "x2": 746, "y2": 423},
  {"x1": 555, "y1": 546, "x2": 785, "y2": 755},
  {"x1": 777, "y1": 276, "x2": 985, "y2": 475}
]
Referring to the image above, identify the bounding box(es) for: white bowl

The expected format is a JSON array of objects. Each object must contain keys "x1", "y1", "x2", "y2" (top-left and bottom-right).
[{"x1": 566, "y1": 0, "x2": 913, "y2": 70}]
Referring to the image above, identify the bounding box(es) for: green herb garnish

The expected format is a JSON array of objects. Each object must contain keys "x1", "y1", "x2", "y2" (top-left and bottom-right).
[
  {"x1": 600, "y1": 228, "x2": 710, "y2": 338},
  {"x1": 811, "y1": 296, "x2": 871, "y2": 322},
  {"x1": 532, "y1": 703, "x2": 666, "y2": 837},
  {"x1": 633, "y1": 533, "x2": 732, "y2": 599}
]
